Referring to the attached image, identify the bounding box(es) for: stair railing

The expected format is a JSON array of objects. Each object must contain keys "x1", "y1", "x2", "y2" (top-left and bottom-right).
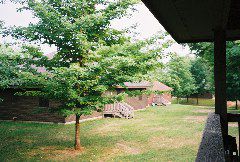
[{"x1": 103, "y1": 102, "x2": 134, "y2": 118}]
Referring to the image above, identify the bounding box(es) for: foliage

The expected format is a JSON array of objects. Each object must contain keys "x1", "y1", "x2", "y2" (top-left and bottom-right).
[
  {"x1": 23, "y1": 38, "x2": 164, "y2": 117},
  {"x1": 188, "y1": 42, "x2": 214, "y2": 65},
  {"x1": 3, "y1": 0, "x2": 139, "y2": 67},
  {"x1": 1, "y1": 0, "x2": 169, "y2": 150},
  {"x1": 190, "y1": 57, "x2": 213, "y2": 95},
  {"x1": 161, "y1": 54, "x2": 196, "y2": 98},
  {"x1": 188, "y1": 41, "x2": 240, "y2": 102},
  {"x1": 0, "y1": 44, "x2": 46, "y2": 88},
  {"x1": 1, "y1": 0, "x2": 168, "y2": 116},
  {"x1": 226, "y1": 42, "x2": 240, "y2": 102}
]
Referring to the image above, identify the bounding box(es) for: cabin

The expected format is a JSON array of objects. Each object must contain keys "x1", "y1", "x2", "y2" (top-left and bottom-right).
[
  {"x1": 0, "y1": 81, "x2": 172, "y2": 123},
  {"x1": 103, "y1": 81, "x2": 172, "y2": 118},
  {"x1": 0, "y1": 88, "x2": 102, "y2": 123},
  {"x1": 115, "y1": 81, "x2": 172, "y2": 109}
]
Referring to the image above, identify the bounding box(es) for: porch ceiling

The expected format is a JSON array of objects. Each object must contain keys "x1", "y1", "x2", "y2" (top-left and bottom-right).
[{"x1": 142, "y1": 0, "x2": 240, "y2": 43}]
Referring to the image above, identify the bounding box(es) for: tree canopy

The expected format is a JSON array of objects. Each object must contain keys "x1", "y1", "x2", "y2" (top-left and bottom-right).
[
  {"x1": 188, "y1": 41, "x2": 240, "y2": 104},
  {"x1": 0, "y1": 44, "x2": 46, "y2": 88},
  {"x1": 161, "y1": 54, "x2": 196, "y2": 99},
  {"x1": 190, "y1": 57, "x2": 212, "y2": 95},
  {"x1": 3, "y1": 0, "x2": 138, "y2": 67},
  {"x1": 24, "y1": 38, "x2": 164, "y2": 117}
]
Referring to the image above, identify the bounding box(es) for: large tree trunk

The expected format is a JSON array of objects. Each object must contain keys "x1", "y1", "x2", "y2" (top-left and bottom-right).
[
  {"x1": 236, "y1": 100, "x2": 238, "y2": 110},
  {"x1": 74, "y1": 114, "x2": 82, "y2": 150},
  {"x1": 196, "y1": 95, "x2": 199, "y2": 105}
]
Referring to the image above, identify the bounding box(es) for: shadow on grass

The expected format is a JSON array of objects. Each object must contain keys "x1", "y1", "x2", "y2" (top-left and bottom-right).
[{"x1": 0, "y1": 120, "x2": 129, "y2": 161}]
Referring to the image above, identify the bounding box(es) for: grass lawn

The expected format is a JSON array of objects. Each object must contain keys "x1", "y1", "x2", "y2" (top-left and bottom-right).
[
  {"x1": 0, "y1": 104, "x2": 238, "y2": 161},
  {"x1": 172, "y1": 98, "x2": 215, "y2": 107},
  {"x1": 172, "y1": 98, "x2": 240, "y2": 113}
]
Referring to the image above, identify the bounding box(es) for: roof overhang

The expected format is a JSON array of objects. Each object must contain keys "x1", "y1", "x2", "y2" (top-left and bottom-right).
[{"x1": 142, "y1": 0, "x2": 240, "y2": 43}]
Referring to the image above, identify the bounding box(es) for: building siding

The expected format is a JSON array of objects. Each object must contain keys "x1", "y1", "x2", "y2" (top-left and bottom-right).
[
  {"x1": 0, "y1": 89, "x2": 102, "y2": 123},
  {"x1": 124, "y1": 94, "x2": 149, "y2": 110},
  {"x1": 0, "y1": 90, "x2": 65, "y2": 123},
  {"x1": 0, "y1": 81, "x2": 172, "y2": 123}
]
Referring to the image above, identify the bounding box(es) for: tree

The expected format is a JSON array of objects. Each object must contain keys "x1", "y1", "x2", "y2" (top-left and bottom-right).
[
  {"x1": 190, "y1": 57, "x2": 212, "y2": 104},
  {"x1": 162, "y1": 54, "x2": 196, "y2": 102},
  {"x1": 188, "y1": 41, "x2": 240, "y2": 108},
  {"x1": 2, "y1": 0, "x2": 138, "y2": 150},
  {"x1": 3, "y1": 0, "x2": 138, "y2": 67},
  {"x1": 226, "y1": 46, "x2": 240, "y2": 109},
  {"x1": 2, "y1": 0, "x2": 168, "y2": 150},
  {"x1": 0, "y1": 44, "x2": 46, "y2": 89},
  {"x1": 22, "y1": 38, "x2": 164, "y2": 150}
]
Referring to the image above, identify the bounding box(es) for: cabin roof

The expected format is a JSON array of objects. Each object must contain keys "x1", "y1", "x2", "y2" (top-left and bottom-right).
[{"x1": 116, "y1": 81, "x2": 173, "y2": 92}]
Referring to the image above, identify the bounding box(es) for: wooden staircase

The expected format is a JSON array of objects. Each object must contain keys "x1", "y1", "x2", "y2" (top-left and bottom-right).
[
  {"x1": 103, "y1": 102, "x2": 134, "y2": 119},
  {"x1": 153, "y1": 95, "x2": 171, "y2": 106},
  {"x1": 160, "y1": 97, "x2": 170, "y2": 106}
]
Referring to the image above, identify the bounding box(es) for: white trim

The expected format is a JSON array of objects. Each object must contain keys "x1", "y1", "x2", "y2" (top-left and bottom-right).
[{"x1": 65, "y1": 116, "x2": 102, "y2": 125}]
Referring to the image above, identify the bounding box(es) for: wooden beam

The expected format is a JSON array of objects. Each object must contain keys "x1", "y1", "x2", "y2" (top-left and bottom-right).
[{"x1": 214, "y1": 29, "x2": 228, "y2": 141}]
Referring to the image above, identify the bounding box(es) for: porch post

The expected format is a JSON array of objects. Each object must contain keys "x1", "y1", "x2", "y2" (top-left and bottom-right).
[{"x1": 214, "y1": 29, "x2": 228, "y2": 141}]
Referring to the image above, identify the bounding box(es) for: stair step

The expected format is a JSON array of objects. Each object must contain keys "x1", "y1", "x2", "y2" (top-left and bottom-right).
[{"x1": 103, "y1": 102, "x2": 134, "y2": 119}]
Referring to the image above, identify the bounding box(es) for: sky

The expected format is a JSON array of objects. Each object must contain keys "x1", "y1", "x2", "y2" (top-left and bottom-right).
[{"x1": 0, "y1": 2, "x2": 190, "y2": 56}]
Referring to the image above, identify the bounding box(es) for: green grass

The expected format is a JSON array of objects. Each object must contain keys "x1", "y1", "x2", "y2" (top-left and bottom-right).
[
  {"x1": 0, "y1": 104, "x2": 238, "y2": 161},
  {"x1": 172, "y1": 98, "x2": 215, "y2": 107},
  {"x1": 172, "y1": 98, "x2": 240, "y2": 113},
  {"x1": 228, "y1": 107, "x2": 240, "y2": 114}
]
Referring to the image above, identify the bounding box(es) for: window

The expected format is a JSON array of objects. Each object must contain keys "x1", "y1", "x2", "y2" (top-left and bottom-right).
[{"x1": 39, "y1": 97, "x2": 49, "y2": 107}]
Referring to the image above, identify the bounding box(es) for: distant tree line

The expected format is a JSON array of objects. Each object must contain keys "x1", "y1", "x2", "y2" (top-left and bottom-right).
[
  {"x1": 159, "y1": 41, "x2": 240, "y2": 109},
  {"x1": 188, "y1": 41, "x2": 240, "y2": 109},
  {"x1": 158, "y1": 53, "x2": 212, "y2": 104}
]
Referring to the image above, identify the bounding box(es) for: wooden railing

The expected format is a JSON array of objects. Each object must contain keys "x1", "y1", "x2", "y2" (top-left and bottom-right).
[
  {"x1": 118, "y1": 102, "x2": 134, "y2": 118},
  {"x1": 160, "y1": 96, "x2": 170, "y2": 106},
  {"x1": 103, "y1": 102, "x2": 134, "y2": 119},
  {"x1": 227, "y1": 113, "x2": 240, "y2": 161},
  {"x1": 196, "y1": 113, "x2": 226, "y2": 161},
  {"x1": 196, "y1": 113, "x2": 240, "y2": 161},
  {"x1": 153, "y1": 96, "x2": 170, "y2": 106}
]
